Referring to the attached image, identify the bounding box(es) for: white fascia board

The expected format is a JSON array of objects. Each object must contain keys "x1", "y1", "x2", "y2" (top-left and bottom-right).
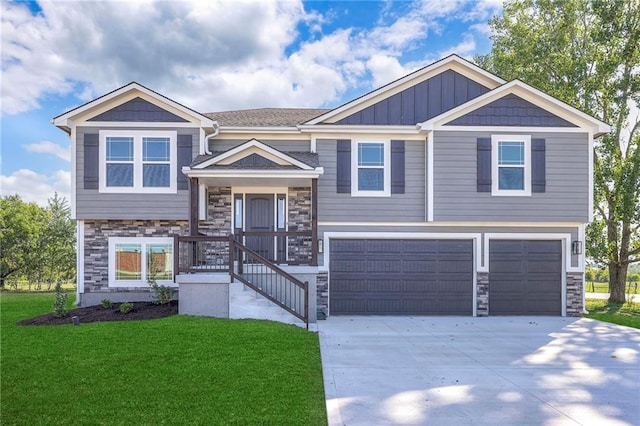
[
  {"x1": 53, "y1": 82, "x2": 214, "y2": 128},
  {"x1": 317, "y1": 221, "x2": 585, "y2": 227},
  {"x1": 298, "y1": 125, "x2": 423, "y2": 135},
  {"x1": 183, "y1": 167, "x2": 324, "y2": 179},
  {"x1": 421, "y1": 80, "x2": 611, "y2": 135},
  {"x1": 219, "y1": 126, "x2": 300, "y2": 133},
  {"x1": 194, "y1": 138, "x2": 313, "y2": 170},
  {"x1": 306, "y1": 55, "x2": 505, "y2": 125}
]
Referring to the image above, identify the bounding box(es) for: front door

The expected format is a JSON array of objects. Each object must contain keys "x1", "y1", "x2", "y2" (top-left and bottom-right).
[{"x1": 245, "y1": 194, "x2": 275, "y2": 260}]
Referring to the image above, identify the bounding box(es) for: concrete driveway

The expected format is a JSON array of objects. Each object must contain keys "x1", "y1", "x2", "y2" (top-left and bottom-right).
[{"x1": 318, "y1": 316, "x2": 640, "y2": 425}]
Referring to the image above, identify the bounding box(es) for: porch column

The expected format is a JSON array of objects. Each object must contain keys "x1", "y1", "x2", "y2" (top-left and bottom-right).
[
  {"x1": 311, "y1": 178, "x2": 318, "y2": 266},
  {"x1": 189, "y1": 177, "x2": 199, "y2": 236}
]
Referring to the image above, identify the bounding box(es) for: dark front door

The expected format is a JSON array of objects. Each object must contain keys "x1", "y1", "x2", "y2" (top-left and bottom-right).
[{"x1": 245, "y1": 194, "x2": 275, "y2": 260}]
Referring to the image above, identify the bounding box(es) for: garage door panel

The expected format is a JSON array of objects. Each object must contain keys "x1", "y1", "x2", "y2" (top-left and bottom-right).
[
  {"x1": 330, "y1": 239, "x2": 473, "y2": 315},
  {"x1": 489, "y1": 240, "x2": 562, "y2": 316}
]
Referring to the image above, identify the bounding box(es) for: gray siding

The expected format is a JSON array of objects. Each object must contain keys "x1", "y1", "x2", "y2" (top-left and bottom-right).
[
  {"x1": 76, "y1": 126, "x2": 198, "y2": 219},
  {"x1": 433, "y1": 130, "x2": 589, "y2": 222},
  {"x1": 445, "y1": 94, "x2": 577, "y2": 127},
  {"x1": 316, "y1": 139, "x2": 426, "y2": 222},
  {"x1": 88, "y1": 97, "x2": 188, "y2": 122},
  {"x1": 209, "y1": 138, "x2": 310, "y2": 153},
  {"x1": 335, "y1": 70, "x2": 490, "y2": 125}
]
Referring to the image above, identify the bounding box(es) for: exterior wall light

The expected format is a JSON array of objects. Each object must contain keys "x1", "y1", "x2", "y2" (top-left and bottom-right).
[
  {"x1": 318, "y1": 238, "x2": 324, "y2": 254},
  {"x1": 571, "y1": 240, "x2": 583, "y2": 255}
]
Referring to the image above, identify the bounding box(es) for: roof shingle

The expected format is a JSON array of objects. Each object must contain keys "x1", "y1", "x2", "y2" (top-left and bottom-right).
[{"x1": 204, "y1": 108, "x2": 330, "y2": 127}]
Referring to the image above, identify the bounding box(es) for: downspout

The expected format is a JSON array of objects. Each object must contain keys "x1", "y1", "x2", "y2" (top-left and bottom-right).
[{"x1": 203, "y1": 122, "x2": 219, "y2": 155}]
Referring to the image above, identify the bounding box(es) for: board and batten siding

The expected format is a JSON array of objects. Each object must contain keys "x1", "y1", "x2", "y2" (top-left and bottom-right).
[
  {"x1": 316, "y1": 139, "x2": 426, "y2": 222},
  {"x1": 209, "y1": 138, "x2": 311, "y2": 153},
  {"x1": 75, "y1": 126, "x2": 198, "y2": 219},
  {"x1": 433, "y1": 130, "x2": 590, "y2": 222}
]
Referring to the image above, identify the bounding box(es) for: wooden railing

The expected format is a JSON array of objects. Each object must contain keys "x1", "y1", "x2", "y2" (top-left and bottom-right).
[{"x1": 174, "y1": 234, "x2": 309, "y2": 328}]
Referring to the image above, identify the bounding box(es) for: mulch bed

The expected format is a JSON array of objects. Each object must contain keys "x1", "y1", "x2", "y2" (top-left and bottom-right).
[{"x1": 17, "y1": 301, "x2": 178, "y2": 326}]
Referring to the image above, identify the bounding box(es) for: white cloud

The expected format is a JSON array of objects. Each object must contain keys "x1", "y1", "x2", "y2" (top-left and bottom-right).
[
  {"x1": 0, "y1": 169, "x2": 70, "y2": 206},
  {"x1": 1, "y1": 0, "x2": 502, "y2": 115},
  {"x1": 24, "y1": 141, "x2": 71, "y2": 162},
  {"x1": 438, "y1": 33, "x2": 477, "y2": 59}
]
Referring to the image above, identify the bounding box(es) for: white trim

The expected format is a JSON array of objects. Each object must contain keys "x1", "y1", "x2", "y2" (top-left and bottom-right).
[
  {"x1": 491, "y1": 135, "x2": 531, "y2": 196},
  {"x1": 322, "y1": 231, "x2": 482, "y2": 317},
  {"x1": 108, "y1": 237, "x2": 176, "y2": 288},
  {"x1": 351, "y1": 139, "x2": 391, "y2": 197},
  {"x1": 483, "y1": 232, "x2": 572, "y2": 316},
  {"x1": 53, "y1": 82, "x2": 214, "y2": 128},
  {"x1": 76, "y1": 121, "x2": 204, "y2": 128},
  {"x1": 482, "y1": 232, "x2": 580, "y2": 272},
  {"x1": 318, "y1": 221, "x2": 585, "y2": 227},
  {"x1": 306, "y1": 55, "x2": 504, "y2": 125},
  {"x1": 420, "y1": 80, "x2": 610, "y2": 135},
  {"x1": 588, "y1": 131, "x2": 594, "y2": 223},
  {"x1": 310, "y1": 135, "x2": 317, "y2": 153},
  {"x1": 433, "y1": 126, "x2": 591, "y2": 134},
  {"x1": 194, "y1": 138, "x2": 313, "y2": 170},
  {"x1": 184, "y1": 168, "x2": 323, "y2": 179},
  {"x1": 578, "y1": 223, "x2": 586, "y2": 271},
  {"x1": 220, "y1": 126, "x2": 300, "y2": 133},
  {"x1": 427, "y1": 134, "x2": 434, "y2": 221},
  {"x1": 98, "y1": 130, "x2": 177, "y2": 194},
  {"x1": 76, "y1": 220, "x2": 84, "y2": 304},
  {"x1": 299, "y1": 125, "x2": 423, "y2": 135},
  {"x1": 70, "y1": 125, "x2": 77, "y2": 219},
  {"x1": 199, "y1": 184, "x2": 207, "y2": 221}
]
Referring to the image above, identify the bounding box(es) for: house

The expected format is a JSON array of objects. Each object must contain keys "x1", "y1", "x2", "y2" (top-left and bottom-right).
[{"x1": 53, "y1": 54, "x2": 609, "y2": 321}]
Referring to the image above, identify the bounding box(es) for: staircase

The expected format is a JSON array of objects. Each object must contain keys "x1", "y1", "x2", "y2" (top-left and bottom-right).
[{"x1": 229, "y1": 281, "x2": 309, "y2": 328}]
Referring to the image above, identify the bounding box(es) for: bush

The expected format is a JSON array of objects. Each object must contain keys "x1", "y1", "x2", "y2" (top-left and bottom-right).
[
  {"x1": 148, "y1": 280, "x2": 175, "y2": 305},
  {"x1": 52, "y1": 281, "x2": 68, "y2": 318},
  {"x1": 119, "y1": 302, "x2": 134, "y2": 314},
  {"x1": 100, "y1": 299, "x2": 113, "y2": 309}
]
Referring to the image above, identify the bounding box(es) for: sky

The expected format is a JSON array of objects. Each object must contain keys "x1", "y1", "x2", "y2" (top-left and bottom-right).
[{"x1": 0, "y1": 0, "x2": 503, "y2": 206}]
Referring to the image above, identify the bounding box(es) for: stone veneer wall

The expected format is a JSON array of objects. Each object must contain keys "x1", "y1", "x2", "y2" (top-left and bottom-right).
[
  {"x1": 288, "y1": 187, "x2": 313, "y2": 263},
  {"x1": 566, "y1": 272, "x2": 584, "y2": 317},
  {"x1": 84, "y1": 220, "x2": 188, "y2": 293},
  {"x1": 316, "y1": 271, "x2": 328, "y2": 318},
  {"x1": 476, "y1": 272, "x2": 489, "y2": 316},
  {"x1": 199, "y1": 187, "x2": 232, "y2": 236}
]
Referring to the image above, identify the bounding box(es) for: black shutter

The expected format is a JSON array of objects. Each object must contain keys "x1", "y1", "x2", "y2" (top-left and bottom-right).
[
  {"x1": 84, "y1": 133, "x2": 99, "y2": 189},
  {"x1": 391, "y1": 140, "x2": 405, "y2": 194},
  {"x1": 532, "y1": 138, "x2": 546, "y2": 193},
  {"x1": 477, "y1": 137, "x2": 491, "y2": 192},
  {"x1": 336, "y1": 139, "x2": 351, "y2": 193},
  {"x1": 177, "y1": 134, "x2": 193, "y2": 190}
]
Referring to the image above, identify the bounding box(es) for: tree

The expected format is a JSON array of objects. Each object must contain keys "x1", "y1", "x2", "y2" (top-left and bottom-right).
[
  {"x1": 0, "y1": 194, "x2": 75, "y2": 289},
  {"x1": 476, "y1": 0, "x2": 640, "y2": 303}
]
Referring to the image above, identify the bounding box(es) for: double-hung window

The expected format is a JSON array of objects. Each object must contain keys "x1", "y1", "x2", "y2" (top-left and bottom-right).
[
  {"x1": 351, "y1": 140, "x2": 391, "y2": 196},
  {"x1": 99, "y1": 130, "x2": 176, "y2": 193},
  {"x1": 109, "y1": 237, "x2": 174, "y2": 287},
  {"x1": 491, "y1": 135, "x2": 531, "y2": 196}
]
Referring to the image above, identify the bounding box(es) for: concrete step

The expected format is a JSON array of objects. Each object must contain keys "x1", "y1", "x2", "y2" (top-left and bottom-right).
[{"x1": 229, "y1": 281, "x2": 307, "y2": 328}]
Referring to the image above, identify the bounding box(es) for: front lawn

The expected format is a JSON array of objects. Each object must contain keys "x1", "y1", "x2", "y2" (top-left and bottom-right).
[
  {"x1": 585, "y1": 298, "x2": 640, "y2": 330},
  {"x1": 0, "y1": 292, "x2": 327, "y2": 425}
]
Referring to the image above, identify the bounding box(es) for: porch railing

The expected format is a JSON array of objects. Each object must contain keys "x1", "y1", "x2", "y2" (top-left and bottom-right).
[{"x1": 174, "y1": 234, "x2": 309, "y2": 328}]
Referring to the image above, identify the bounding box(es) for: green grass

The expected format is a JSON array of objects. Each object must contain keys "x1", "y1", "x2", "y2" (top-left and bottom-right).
[
  {"x1": 0, "y1": 293, "x2": 327, "y2": 425},
  {"x1": 584, "y1": 281, "x2": 639, "y2": 294},
  {"x1": 585, "y1": 298, "x2": 640, "y2": 329}
]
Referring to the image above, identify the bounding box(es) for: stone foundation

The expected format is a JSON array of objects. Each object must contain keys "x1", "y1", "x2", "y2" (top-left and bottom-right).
[
  {"x1": 82, "y1": 220, "x2": 188, "y2": 305},
  {"x1": 566, "y1": 272, "x2": 584, "y2": 317},
  {"x1": 316, "y1": 271, "x2": 328, "y2": 319},
  {"x1": 199, "y1": 187, "x2": 232, "y2": 236},
  {"x1": 476, "y1": 272, "x2": 489, "y2": 316},
  {"x1": 288, "y1": 187, "x2": 313, "y2": 263}
]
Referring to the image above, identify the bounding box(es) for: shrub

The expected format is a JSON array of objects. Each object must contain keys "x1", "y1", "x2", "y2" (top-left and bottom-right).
[
  {"x1": 101, "y1": 299, "x2": 113, "y2": 309},
  {"x1": 119, "y1": 302, "x2": 134, "y2": 314},
  {"x1": 148, "y1": 280, "x2": 175, "y2": 305},
  {"x1": 52, "y1": 280, "x2": 68, "y2": 318}
]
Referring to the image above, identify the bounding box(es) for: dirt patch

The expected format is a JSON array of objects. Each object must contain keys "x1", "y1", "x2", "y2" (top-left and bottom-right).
[{"x1": 17, "y1": 301, "x2": 178, "y2": 326}]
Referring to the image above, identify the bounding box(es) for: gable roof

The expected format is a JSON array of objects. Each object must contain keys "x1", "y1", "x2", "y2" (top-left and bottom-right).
[
  {"x1": 52, "y1": 82, "x2": 215, "y2": 132},
  {"x1": 305, "y1": 54, "x2": 506, "y2": 125},
  {"x1": 419, "y1": 79, "x2": 611, "y2": 136},
  {"x1": 204, "y1": 108, "x2": 329, "y2": 127}
]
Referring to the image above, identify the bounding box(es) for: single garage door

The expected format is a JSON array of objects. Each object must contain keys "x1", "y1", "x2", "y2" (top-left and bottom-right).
[
  {"x1": 489, "y1": 240, "x2": 562, "y2": 315},
  {"x1": 330, "y1": 239, "x2": 473, "y2": 315}
]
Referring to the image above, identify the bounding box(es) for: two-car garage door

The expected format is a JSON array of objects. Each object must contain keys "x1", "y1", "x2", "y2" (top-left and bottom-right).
[
  {"x1": 330, "y1": 239, "x2": 474, "y2": 315},
  {"x1": 329, "y1": 238, "x2": 563, "y2": 316}
]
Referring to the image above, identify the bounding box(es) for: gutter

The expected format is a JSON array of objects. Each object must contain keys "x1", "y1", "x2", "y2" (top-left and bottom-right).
[{"x1": 203, "y1": 122, "x2": 220, "y2": 155}]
